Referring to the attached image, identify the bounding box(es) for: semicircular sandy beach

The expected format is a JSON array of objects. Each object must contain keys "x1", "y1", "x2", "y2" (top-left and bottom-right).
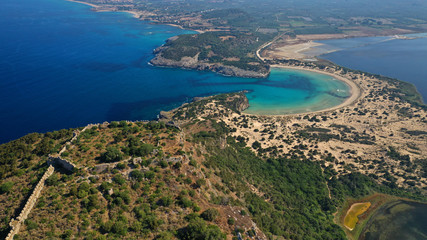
[{"x1": 243, "y1": 64, "x2": 361, "y2": 116}]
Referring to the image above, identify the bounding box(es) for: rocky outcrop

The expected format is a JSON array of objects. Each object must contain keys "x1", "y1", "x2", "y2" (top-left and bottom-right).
[
  {"x1": 150, "y1": 53, "x2": 270, "y2": 79},
  {"x1": 231, "y1": 93, "x2": 250, "y2": 112}
]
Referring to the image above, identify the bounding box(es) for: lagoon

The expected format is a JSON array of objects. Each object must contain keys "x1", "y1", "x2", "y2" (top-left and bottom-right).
[
  {"x1": 315, "y1": 33, "x2": 427, "y2": 102},
  {"x1": 361, "y1": 200, "x2": 427, "y2": 240}
]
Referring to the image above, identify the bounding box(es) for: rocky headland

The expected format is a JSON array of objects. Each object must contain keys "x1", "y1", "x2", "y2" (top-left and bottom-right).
[{"x1": 150, "y1": 46, "x2": 270, "y2": 79}]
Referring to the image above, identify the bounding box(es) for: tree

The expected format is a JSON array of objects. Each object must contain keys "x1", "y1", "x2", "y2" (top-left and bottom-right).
[
  {"x1": 45, "y1": 174, "x2": 59, "y2": 186},
  {"x1": 25, "y1": 219, "x2": 38, "y2": 230},
  {"x1": 0, "y1": 181, "x2": 13, "y2": 194},
  {"x1": 156, "y1": 231, "x2": 174, "y2": 240},
  {"x1": 195, "y1": 179, "x2": 206, "y2": 188},
  {"x1": 130, "y1": 170, "x2": 144, "y2": 181},
  {"x1": 200, "y1": 208, "x2": 219, "y2": 222},
  {"x1": 158, "y1": 196, "x2": 173, "y2": 207},
  {"x1": 252, "y1": 141, "x2": 261, "y2": 149},
  {"x1": 178, "y1": 218, "x2": 225, "y2": 240},
  {"x1": 101, "y1": 147, "x2": 123, "y2": 163},
  {"x1": 159, "y1": 160, "x2": 168, "y2": 168}
]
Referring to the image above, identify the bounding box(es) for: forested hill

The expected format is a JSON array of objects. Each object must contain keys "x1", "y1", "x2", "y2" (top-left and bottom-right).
[
  {"x1": 150, "y1": 31, "x2": 271, "y2": 78},
  {"x1": 1, "y1": 92, "x2": 426, "y2": 239}
]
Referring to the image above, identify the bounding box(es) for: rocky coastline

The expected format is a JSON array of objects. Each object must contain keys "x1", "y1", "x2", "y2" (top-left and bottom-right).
[{"x1": 150, "y1": 46, "x2": 270, "y2": 79}]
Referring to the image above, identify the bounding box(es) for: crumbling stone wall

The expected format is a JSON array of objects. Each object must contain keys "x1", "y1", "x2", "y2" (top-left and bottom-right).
[{"x1": 6, "y1": 165, "x2": 54, "y2": 240}]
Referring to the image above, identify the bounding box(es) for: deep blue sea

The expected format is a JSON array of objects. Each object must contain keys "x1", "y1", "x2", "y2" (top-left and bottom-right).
[
  {"x1": 316, "y1": 34, "x2": 427, "y2": 102},
  {"x1": 0, "y1": 0, "x2": 350, "y2": 143}
]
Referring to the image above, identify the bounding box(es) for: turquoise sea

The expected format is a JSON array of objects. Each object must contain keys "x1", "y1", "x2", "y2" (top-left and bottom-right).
[{"x1": 0, "y1": 0, "x2": 350, "y2": 143}]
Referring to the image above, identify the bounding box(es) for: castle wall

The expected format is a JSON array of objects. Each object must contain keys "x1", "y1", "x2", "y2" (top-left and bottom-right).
[{"x1": 5, "y1": 166, "x2": 54, "y2": 240}]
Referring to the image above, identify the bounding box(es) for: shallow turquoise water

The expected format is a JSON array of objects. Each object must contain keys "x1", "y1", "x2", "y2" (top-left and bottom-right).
[
  {"x1": 0, "y1": 0, "x2": 350, "y2": 143},
  {"x1": 245, "y1": 68, "x2": 350, "y2": 115}
]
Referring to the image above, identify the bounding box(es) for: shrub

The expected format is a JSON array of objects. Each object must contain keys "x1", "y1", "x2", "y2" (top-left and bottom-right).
[
  {"x1": 156, "y1": 231, "x2": 174, "y2": 240},
  {"x1": 0, "y1": 181, "x2": 13, "y2": 194},
  {"x1": 184, "y1": 178, "x2": 193, "y2": 184},
  {"x1": 113, "y1": 174, "x2": 126, "y2": 185},
  {"x1": 78, "y1": 182, "x2": 90, "y2": 192},
  {"x1": 174, "y1": 162, "x2": 182, "y2": 169},
  {"x1": 61, "y1": 229, "x2": 73, "y2": 239},
  {"x1": 116, "y1": 163, "x2": 126, "y2": 169},
  {"x1": 252, "y1": 141, "x2": 261, "y2": 149},
  {"x1": 200, "y1": 208, "x2": 219, "y2": 222},
  {"x1": 112, "y1": 221, "x2": 128, "y2": 235},
  {"x1": 159, "y1": 160, "x2": 168, "y2": 168},
  {"x1": 99, "y1": 182, "x2": 112, "y2": 193},
  {"x1": 86, "y1": 194, "x2": 100, "y2": 210},
  {"x1": 195, "y1": 179, "x2": 206, "y2": 188},
  {"x1": 77, "y1": 190, "x2": 88, "y2": 199},
  {"x1": 158, "y1": 196, "x2": 173, "y2": 207},
  {"x1": 189, "y1": 159, "x2": 198, "y2": 167},
  {"x1": 25, "y1": 219, "x2": 38, "y2": 230},
  {"x1": 130, "y1": 170, "x2": 144, "y2": 181},
  {"x1": 193, "y1": 205, "x2": 201, "y2": 212},
  {"x1": 177, "y1": 218, "x2": 225, "y2": 240},
  {"x1": 144, "y1": 171, "x2": 155, "y2": 180},
  {"x1": 177, "y1": 196, "x2": 193, "y2": 208},
  {"x1": 101, "y1": 147, "x2": 123, "y2": 163},
  {"x1": 45, "y1": 174, "x2": 59, "y2": 186}
]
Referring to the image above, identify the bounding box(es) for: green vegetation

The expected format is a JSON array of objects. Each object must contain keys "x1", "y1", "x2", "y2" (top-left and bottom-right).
[
  {"x1": 200, "y1": 208, "x2": 219, "y2": 222},
  {"x1": 177, "y1": 218, "x2": 225, "y2": 240},
  {"x1": 0, "y1": 130, "x2": 74, "y2": 238},
  {"x1": 108, "y1": 0, "x2": 427, "y2": 79},
  {"x1": 0, "y1": 92, "x2": 425, "y2": 239},
  {"x1": 0, "y1": 182, "x2": 13, "y2": 194},
  {"x1": 100, "y1": 147, "x2": 123, "y2": 163},
  {"x1": 161, "y1": 31, "x2": 271, "y2": 73},
  {"x1": 0, "y1": 130, "x2": 72, "y2": 178},
  {"x1": 127, "y1": 0, "x2": 427, "y2": 33},
  {"x1": 173, "y1": 92, "x2": 248, "y2": 121},
  {"x1": 0, "y1": 121, "x2": 232, "y2": 239},
  {"x1": 387, "y1": 146, "x2": 410, "y2": 162},
  {"x1": 205, "y1": 136, "x2": 346, "y2": 239}
]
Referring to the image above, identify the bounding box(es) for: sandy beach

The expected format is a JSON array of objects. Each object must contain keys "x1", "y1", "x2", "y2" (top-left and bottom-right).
[
  {"x1": 66, "y1": 0, "x2": 144, "y2": 19},
  {"x1": 66, "y1": 0, "x2": 99, "y2": 8},
  {"x1": 268, "y1": 64, "x2": 361, "y2": 114},
  {"x1": 67, "y1": 0, "x2": 205, "y2": 34},
  {"x1": 166, "y1": 24, "x2": 204, "y2": 33},
  {"x1": 270, "y1": 41, "x2": 327, "y2": 59}
]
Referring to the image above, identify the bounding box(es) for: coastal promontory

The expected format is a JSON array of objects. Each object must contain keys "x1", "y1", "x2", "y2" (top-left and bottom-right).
[{"x1": 150, "y1": 31, "x2": 271, "y2": 78}]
